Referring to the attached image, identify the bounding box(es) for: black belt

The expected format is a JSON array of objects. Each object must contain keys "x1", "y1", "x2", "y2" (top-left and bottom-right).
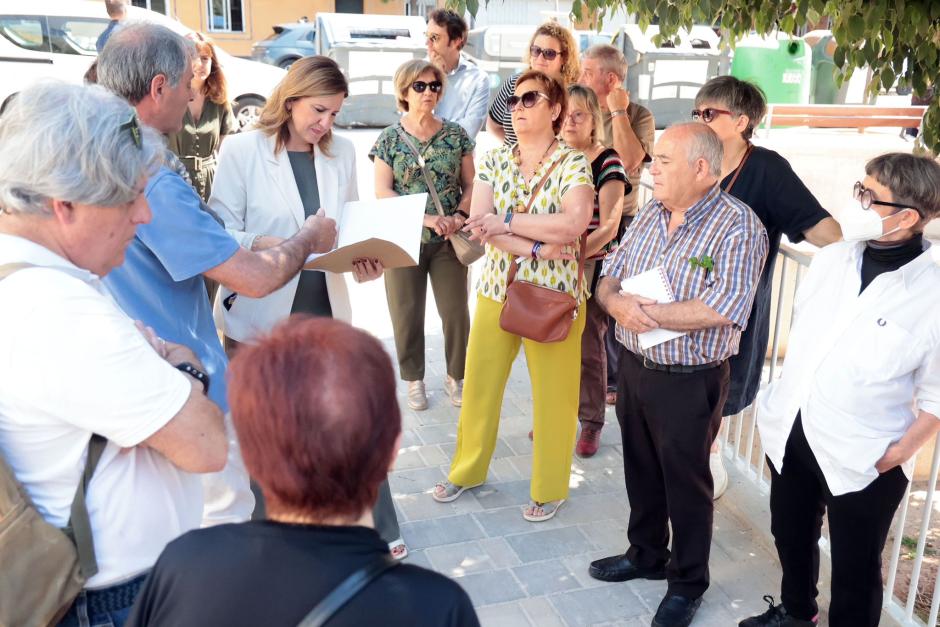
[
  {"x1": 640, "y1": 356, "x2": 723, "y2": 374},
  {"x1": 85, "y1": 573, "x2": 148, "y2": 615}
]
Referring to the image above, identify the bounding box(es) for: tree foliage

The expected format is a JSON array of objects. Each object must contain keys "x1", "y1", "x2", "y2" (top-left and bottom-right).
[{"x1": 447, "y1": 0, "x2": 940, "y2": 152}]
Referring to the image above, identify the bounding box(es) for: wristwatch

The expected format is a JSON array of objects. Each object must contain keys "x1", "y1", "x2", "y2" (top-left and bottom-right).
[
  {"x1": 504, "y1": 211, "x2": 514, "y2": 235},
  {"x1": 176, "y1": 362, "x2": 210, "y2": 395}
]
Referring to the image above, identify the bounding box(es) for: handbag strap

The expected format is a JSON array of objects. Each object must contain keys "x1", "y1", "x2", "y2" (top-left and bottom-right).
[
  {"x1": 0, "y1": 262, "x2": 106, "y2": 580},
  {"x1": 297, "y1": 554, "x2": 400, "y2": 627},
  {"x1": 505, "y1": 155, "x2": 584, "y2": 297},
  {"x1": 395, "y1": 125, "x2": 448, "y2": 218},
  {"x1": 721, "y1": 142, "x2": 753, "y2": 195}
]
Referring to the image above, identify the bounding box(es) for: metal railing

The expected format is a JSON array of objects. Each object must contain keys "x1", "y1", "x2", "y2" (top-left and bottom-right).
[{"x1": 635, "y1": 180, "x2": 940, "y2": 626}]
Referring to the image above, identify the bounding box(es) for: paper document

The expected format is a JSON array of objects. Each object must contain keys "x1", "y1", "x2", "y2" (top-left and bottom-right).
[
  {"x1": 620, "y1": 266, "x2": 687, "y2": 349},
  {"x1": 304, "y1": 193, "x2": 427, "y2": 273}
]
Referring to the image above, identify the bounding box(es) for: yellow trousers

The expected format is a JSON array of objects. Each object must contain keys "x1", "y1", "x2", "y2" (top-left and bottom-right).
[{"x1": 448, "y1": 295, "x2": 586, "y2": 503}]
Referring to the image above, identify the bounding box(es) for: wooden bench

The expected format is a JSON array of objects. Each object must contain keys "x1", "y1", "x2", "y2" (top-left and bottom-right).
[{"x1": 762, "y1": 104, "x2": 927, "y2": 136}]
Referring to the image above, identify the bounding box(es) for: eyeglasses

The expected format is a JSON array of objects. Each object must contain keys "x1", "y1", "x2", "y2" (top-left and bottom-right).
[
  {"x1": 507, "y1": 90, "x2": 550, "y2": 112},
  {"x1": 564, "y1": 110, "x2": 589, "y2": 124},
  {"x1": 529, "y1": 45, "x2": 560, "y2": 61},
  {"x1": 426, "y1": 33, "x2": 441, "y2": 44},
  {"x1": 411, "y1": 80, "x2": 443, "y2": 94},
  {"x1": 853, "y1": 181, "x2": 923, "y2": 215},
  {"x1": 691, "y1": 107, "x2": 733, "y2": 123}
]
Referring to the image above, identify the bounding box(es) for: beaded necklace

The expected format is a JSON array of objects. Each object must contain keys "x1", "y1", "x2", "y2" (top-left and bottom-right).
[{"x1": 511, "y1": 138, "x2": 557, "y2": 214}]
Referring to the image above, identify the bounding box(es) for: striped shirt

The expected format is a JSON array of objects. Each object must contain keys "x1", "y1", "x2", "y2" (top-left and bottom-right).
[
  {"x1": 587, "y1": 148, "x2": 628, "y2": 260},
  {"x1": 601, "y1": 185, "x2": 768, "y2": 365},
  {"x1": 488, "y1": 74, "x2": 520, "y2": 146}
]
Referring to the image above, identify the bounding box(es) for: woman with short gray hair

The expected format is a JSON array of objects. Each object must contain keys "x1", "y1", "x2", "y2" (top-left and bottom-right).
[
  {"x1": 692, "y1": 75, "x2": 842, "y2": 499},
  {"x1": 743, "y1": 152, "x2": 940, "y2": 627}
]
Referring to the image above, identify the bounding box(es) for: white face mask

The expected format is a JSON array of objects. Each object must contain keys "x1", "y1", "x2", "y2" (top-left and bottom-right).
[{"x1": 836, "y1": 200, "x2": 913, "y2": 242}]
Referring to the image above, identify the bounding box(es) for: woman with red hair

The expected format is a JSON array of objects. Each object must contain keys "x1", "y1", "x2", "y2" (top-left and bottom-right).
[{"x1": 127, "y1": 317, "x2": 479, "y2": 627}]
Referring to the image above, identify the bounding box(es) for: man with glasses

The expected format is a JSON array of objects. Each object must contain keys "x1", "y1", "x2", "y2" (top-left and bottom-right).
[
  {"x1": 577, "y1": 44, "x2": 656, "y2": 412},
  {"x1": 740, "y1": 152, "x2": 940, "y2": 627},
  {"x1": 425, "y1": 9, "x2": 490, "y2": 138}
]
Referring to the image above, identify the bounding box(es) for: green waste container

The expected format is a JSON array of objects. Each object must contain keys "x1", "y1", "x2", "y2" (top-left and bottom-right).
[{"x1": 730, "y1": 39, "x2": 812, "y2": 104}]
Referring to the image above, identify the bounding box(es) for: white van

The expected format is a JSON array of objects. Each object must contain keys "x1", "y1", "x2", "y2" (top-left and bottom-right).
[{"x1": 0, "y1": 0, "x2": 285, "y2": 129}]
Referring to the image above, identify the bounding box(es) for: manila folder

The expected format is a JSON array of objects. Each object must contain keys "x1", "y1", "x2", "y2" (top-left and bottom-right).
[{"x1": 304, "y1": 193, "x2": 427, "y2": 273}]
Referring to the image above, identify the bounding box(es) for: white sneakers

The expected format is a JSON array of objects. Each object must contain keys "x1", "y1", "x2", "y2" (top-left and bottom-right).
[
  {"x1": 407, "y1": 380, "x2": 428, "y2": 411},
  {"x1": 407, "y1": 378, "x2": 463, "y2": 410},
  {"x1": 710, "y1": 448, "x2": 729, "y2": 500}
]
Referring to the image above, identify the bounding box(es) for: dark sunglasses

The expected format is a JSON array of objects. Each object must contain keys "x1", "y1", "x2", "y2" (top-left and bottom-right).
[
  {"x1": 691, "y1": 107, "x2": 733, "y2": 123},
  {"x1": 529, "y1": 45, "x2": 560, "y2": 61},
  {"x1": 853, "y1": 181, "x2": 923, "y2": 216},
  {"x1": 412, "y1": 80, "x2": 443, "y2": 94},
  {"x1": 507, "y1": 90, "x2": 549, "y2": 112}
]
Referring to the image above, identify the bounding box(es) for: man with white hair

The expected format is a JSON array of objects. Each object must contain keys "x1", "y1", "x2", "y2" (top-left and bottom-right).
[
  {"x1": 592, "y1": 123, "x2": 768, "y2": 627},
  {"x1": 96, "y1": 23, "x2": 337, "y2": 524},
  {"x1": 0, "y1": 81, "x2": 227, "y2": 626}
]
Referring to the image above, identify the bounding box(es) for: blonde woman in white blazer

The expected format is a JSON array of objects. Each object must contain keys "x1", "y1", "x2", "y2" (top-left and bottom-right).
[{"x1": 210, "y1": 56, "x2": 381, "y2": 343}]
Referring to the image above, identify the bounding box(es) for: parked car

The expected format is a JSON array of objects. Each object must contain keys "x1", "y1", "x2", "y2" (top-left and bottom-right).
[
  {"x1": 250, "y1": 20, "x2": 316, "y2": 70},
  {"x1": 0, "y1": 0, "x2": 285, "y2": 130}
]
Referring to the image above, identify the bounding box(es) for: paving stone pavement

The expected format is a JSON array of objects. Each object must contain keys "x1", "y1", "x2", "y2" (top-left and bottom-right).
[{"x1": 384, "y1": 334, "x2": 785, "y2": 627}]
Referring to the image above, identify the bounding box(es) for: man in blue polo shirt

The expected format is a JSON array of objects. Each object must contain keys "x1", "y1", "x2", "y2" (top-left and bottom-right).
[
  {"x1": 426, "y1": 8, "x2": 491, "y2": 138},
  {"x1": 97, "y1": 23, "x2": 337, "y2": 524}
]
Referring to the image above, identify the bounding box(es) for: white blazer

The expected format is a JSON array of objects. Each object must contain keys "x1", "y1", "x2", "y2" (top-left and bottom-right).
[{"x1": 208, "y1": 129, "x2": 355, "y2": 341}]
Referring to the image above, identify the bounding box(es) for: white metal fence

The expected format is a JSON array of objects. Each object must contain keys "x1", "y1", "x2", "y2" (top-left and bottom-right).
[{"x1": 635, "y1": 181, "x2": 939, "y2": 625}]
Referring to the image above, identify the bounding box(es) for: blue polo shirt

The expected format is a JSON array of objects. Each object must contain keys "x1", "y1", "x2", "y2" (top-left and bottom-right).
[{"x1": 104, "y1": 166, "x2": 239, "y2": 413}]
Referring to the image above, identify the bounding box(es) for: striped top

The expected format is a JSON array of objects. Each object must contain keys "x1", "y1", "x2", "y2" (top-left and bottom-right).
[
  {"x1": 587, "y1": 148, "x2": 628, "y2": 260},
  {"x1": 601, "y1": 185, "x2": 768, "y2": 365},
  {"x1": 488, "y1": 73, "x2": 520, "y2": 146}
]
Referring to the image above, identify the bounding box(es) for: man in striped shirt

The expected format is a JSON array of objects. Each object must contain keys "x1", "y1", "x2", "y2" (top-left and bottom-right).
[{"x1": 590, "y1": 123, "x2": 768, "y2": 627}]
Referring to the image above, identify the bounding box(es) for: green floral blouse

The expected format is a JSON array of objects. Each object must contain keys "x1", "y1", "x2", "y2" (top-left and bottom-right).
[{"x1": 369, "y1": 120, "x2": 474, "y2": 244}]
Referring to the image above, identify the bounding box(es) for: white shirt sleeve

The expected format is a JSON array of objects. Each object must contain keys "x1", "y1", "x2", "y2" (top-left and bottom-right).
[
  {"x1": 915, "y1": 341, "x2": 940, "y2": 418},
  {"x1": 4, "y1": 270, "x2": 191, "y2": 447}
]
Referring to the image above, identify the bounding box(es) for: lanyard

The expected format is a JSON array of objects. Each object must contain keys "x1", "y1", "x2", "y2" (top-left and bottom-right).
[{"x1": 721, "y1": 143, "x2": 753, "y2": 195}]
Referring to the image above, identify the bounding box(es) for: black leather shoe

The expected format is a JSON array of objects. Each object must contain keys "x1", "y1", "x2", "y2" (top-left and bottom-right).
[
  {"x1": 588, "y1": 553, "x2": 667, "y2": 582},
  {"x1": 738, "y1": 595, "x2": 817, "y2": 626},
  {"x1": 651, "y1": 594, "x2": 702, "y2": 627}
]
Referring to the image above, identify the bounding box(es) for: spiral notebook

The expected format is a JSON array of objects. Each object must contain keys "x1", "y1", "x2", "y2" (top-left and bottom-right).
[{"x1": 620, "y1": 266, "x2": 687, "y2": 349}]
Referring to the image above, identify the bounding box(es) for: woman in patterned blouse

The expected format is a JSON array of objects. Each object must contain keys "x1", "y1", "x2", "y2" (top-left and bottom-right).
[
  {"x1": 561, "y1": 85, "x2": 628, "y2": 458},
  {"x1": 431, "y1": 71, "x2": 594, "y2": 522},
  {"x1": 370, "y1": 59, "x2": 475, "y2": 413}
]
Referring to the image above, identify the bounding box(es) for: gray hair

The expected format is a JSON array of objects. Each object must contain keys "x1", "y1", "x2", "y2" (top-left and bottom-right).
[
  {"x1": 668, "y1": 122, "x2": 723, "y2": 178},
  {"x1": 97, "y1": 22, "x2": 193, "y2": 104},
  {"x1": 866, "y1": 152, "x2": 940, "y2": 222},
  {"x1": 0, "y1": 81, "x2": 163, "y2": 216},
  {"x1": 582, "y1": 44, "x2": 627, "y2": 81},
  {"x1": 695, "y1": 76, "x2": 767, "y2": 141}
]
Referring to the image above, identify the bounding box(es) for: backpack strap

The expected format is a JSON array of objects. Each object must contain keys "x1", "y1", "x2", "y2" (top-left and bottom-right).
[
  {"x1": 297, "y1": 554, "x2": 399, "y2": 627},
  {"x1": 0, "y1": 262, "x2": 105, "y2": 579}
]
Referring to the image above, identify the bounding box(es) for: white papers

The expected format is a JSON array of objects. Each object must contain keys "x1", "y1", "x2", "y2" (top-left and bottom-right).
[
  {"x1": 304, "y1": 193, "x2": 427, "y2": 273},
  {"x1": 620, "y1": 266, "x2": 687, "y2": 349}
]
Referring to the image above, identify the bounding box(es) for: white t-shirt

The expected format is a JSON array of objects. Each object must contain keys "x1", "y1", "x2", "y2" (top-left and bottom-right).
[{"x1": 0, "y1": 234, "x2": 202, "y2": 588}]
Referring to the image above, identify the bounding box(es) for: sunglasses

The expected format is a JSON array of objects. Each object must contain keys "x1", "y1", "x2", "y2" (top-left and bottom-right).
[
  {"x1": 853, "y1": 181, "x2": 923, "y2": 216},
  {"x1": 412, "y1": 80, "x2": 442, "y2": 94},
  {"x1": 529, "y1": 45, "x2": 561, "y2": 61},
  {"x1": 690, "y1": 107, "x2": 733, "y2": 123},
  {"x1": 507, "y1": 90, "x2": 550, "y2": 112}
]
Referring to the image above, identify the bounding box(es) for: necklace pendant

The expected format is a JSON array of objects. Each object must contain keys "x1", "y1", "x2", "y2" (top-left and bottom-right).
[{"x1": 516, "y1": 203, "x2": 528, "y2": 214}]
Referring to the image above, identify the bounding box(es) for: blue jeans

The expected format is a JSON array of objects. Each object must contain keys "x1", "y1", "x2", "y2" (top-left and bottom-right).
[{"x1": 57, "y1": 574, "x2": 147, "y2": 627}]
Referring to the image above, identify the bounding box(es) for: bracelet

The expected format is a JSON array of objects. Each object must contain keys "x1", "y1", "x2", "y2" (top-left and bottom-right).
[
  {"x1": 456, "y1": 209, "x2": 470, "y2": 219},
  {"x1": 504, "y1": 211, "x2": 514, "y2": 234},
  {"x1": 531, "y1": 241, "x2": 543, "y2": 259},
  {"x1": 610, "y1": 109, "x2": 628, "y2": 118},
  {"x1": 176, "y1": 362, "x2": 210, "y2": 395}
]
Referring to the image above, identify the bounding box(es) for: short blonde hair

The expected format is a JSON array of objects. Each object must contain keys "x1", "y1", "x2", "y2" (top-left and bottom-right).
[
  {"x1": 394, "y1": 59, "x2": 445, "y2": 112},
  {"x1": 255, "y1": 56, "x2": 348, "y2": 156},
  {"x1": 524, "y1": 21, "x2": 581, "y2": 86},
  {"x1": 567, "y1": 84, "x2": 603, "y2": 144}
]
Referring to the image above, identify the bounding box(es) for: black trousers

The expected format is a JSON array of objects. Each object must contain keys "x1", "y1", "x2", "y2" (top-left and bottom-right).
[
  {"x1": 769, "y1": 415, "x2": 908, "y2": 627},
  {"x1": 616, "y1": 348, "x2": 729, "y2": 599}
]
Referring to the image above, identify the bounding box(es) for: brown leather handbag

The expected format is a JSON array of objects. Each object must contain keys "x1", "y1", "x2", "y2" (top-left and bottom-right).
[{"x1": 498, "y1": 158, "x2": 585, "y2": 343}]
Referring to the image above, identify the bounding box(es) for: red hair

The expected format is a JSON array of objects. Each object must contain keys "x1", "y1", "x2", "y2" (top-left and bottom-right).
[{"x1": 227, "y1": 317, "x2": 401, "y2": 521}]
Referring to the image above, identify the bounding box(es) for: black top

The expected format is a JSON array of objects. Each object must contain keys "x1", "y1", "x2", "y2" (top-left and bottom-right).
[
  {"x1": 722, "y1": 146, "x2": 830, "y2": 415},
  {"x1": 860, "y1": 233, "x2": 924, "y2": 293},
  {"x1": 126, "y1": 522, "x2": 479, "y2": 627},
  {"x1": 288, "y1": 151, "x2": 332, "y2": 317}
]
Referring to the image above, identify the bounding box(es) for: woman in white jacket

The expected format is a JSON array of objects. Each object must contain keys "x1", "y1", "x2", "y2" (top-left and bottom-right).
[{"x1": 209, "y1": 56, "x2": 407, "y2": 557}]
